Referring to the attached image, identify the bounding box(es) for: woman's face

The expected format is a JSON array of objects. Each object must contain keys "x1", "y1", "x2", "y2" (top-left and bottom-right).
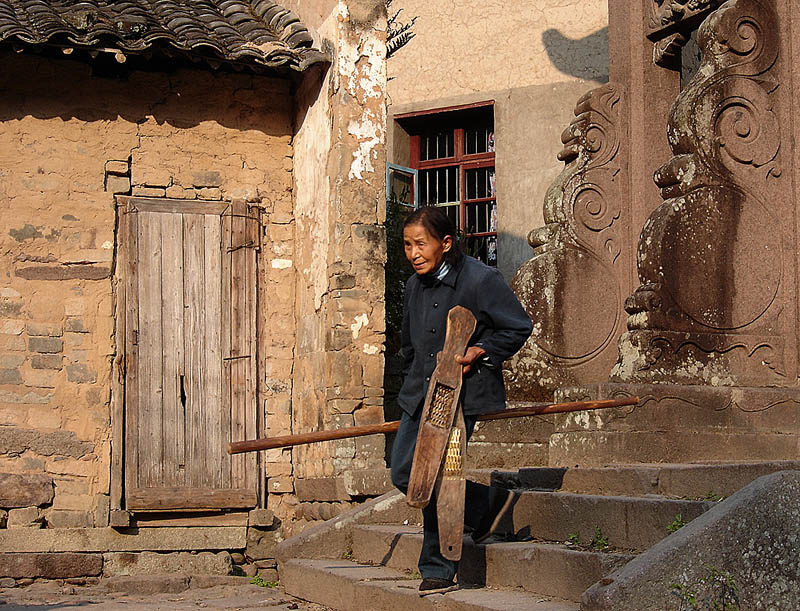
[{"x1": 403, "y1": 222, "x2": 452, "y2": 275}]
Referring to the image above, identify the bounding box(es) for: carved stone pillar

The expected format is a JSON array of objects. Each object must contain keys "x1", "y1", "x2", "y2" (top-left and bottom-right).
[
  {"x1": 617, "y1": 0, "x2": 792, "y2": 386},
  {"x1": 505, "y1": 0, "x2": 683, "y2": 401},
  {"x1": 505, "y1": 85, "x2": 630, "y2": 401},
  {"x1": 553, "y1": 0, "x2": 800, "y2": 466}
]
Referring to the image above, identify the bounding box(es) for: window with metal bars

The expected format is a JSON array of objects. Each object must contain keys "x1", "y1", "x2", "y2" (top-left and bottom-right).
[{"x1": 398, "y1": 102, "x2": 497, "y2": 267}]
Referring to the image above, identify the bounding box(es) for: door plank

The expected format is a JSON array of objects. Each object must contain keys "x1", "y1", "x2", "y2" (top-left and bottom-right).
[
  {"x1": 220, "y1": 208, "x2": 233, "y2": 486},
  {"x1": 125, "y1": 198, "x2": 229, "y2": 216},
  {"x1": 229, "y1": 201, "x2": 247, "y2": 489},
  {"x1": 160, "y1": 213, "x2": 185, "y2": 487},
  {"x1": 111, "y1": 208, "x2": 127, "y2": 511},
  {"x1": 183, "y1": 213, "x2": 207, "y2": 488},
  {"x1": 137, "y1": 211, "x2": 164, "y2": 489},
  {"x1": 123, "y1": 208, "x2": 140, "y2": 496},
  {"x1": 127, "y1": 487, "x2": 257, "y2": 511},
  {"x1": 203, "y1": 215, "x2": 224, "y2": 488},
  {"x1": 220, "y1": 208, "x2": 233, "y2": 489},
  {"x1": 244, "y1": 206, "x2": 259, "y2": 492}
]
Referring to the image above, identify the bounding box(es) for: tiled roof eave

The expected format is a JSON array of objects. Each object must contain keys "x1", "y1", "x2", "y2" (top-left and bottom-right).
[{"x1": 0, "y1": 1, "x2": 330, "y2": 73}]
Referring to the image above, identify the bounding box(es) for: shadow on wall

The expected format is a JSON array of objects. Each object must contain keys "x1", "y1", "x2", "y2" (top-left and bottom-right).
[
  {"x1": 498, "y1": 230, "x2": 535, "y2": 284},
  {"x1": 0, "y1": 51, "x2": 295, "y2": 137},
  {"x1": 542, "y1": 27, "x2": 609, "y2": 83}
]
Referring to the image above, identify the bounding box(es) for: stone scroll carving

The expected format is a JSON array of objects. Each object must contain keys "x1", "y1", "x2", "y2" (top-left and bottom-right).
[
  {"x1": 612, "y1": 0, "x2": 792, "y2": 386},
  {"x1": 506, "y1": 84, "x2": 629, "y2": 400},
  {"x1": 647, "y1": 0, "x2": 724, "y2": 67}
]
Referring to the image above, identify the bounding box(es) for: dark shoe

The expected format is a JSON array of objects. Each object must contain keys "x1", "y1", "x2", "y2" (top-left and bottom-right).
[
  {"x1": 471, "y1": 488, "x2": 517, "y2": 544},
  {"x1": 418, "y1": 577, "x2": 457, "y2": 595}
]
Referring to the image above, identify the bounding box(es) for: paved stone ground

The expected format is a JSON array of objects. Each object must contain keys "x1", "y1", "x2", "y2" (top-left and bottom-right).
[{"x1": 0, "y1": 576, "x2": 331, "y2": 610}]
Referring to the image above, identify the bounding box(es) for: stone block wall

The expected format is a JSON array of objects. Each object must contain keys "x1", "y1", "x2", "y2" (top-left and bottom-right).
[{"x1": 0, "y1": 51, "x2": 296, "y2": 523}]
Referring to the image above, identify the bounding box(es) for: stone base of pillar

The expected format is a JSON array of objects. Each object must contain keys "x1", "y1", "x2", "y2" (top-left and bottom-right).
[{"x1": 551, "y1": 383, "x2": 800, "y2": 466}]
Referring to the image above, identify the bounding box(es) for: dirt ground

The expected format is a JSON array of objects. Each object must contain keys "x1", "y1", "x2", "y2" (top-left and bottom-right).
[{"x1": 0, "y1": 577, "x2": 330, "y2": 610}]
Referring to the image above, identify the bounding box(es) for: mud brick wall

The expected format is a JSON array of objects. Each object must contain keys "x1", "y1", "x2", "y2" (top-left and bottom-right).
[
  {"x1": 0, "y1": 50, "x2": 295, "y2": 526},
  {"x1": 287, "y1": 0, "x2": 388, "y2": 494}
]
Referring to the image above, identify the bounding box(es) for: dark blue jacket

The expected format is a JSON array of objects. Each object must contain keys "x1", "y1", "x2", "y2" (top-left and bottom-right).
[{"x1": 398, "y1": 255, "x2": 532, "y2": 416}]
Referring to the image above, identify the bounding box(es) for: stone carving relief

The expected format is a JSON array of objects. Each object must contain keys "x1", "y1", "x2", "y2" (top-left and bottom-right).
[
  {"x1": 647, "y1": 0, "x2": 724, "y2": 67},
  {"x1": 613, "y1": 0, "x2": 792, "y2": 386},
  {"x1": 506, "y1": 84, "x2": 629, "y2": 400}
]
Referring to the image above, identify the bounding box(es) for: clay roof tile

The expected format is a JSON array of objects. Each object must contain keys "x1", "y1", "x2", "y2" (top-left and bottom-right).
[{"x1": 0, "y1": 0, "x2": 328, "y2": 72}]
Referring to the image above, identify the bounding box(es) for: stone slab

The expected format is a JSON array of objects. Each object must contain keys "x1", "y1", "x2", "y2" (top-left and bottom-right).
[
  {"x1": 0, "y1": 428, "x2": 92, "y2": 458},
  {"x1": 103, "y1": 551, "x2": 232, "y2": 577},
  {"x1": 7, "y1": 506, "x2": 43, "y2": 528},
  {"x1": 491, "y1": 467, "x2": 567, "y2": 491},
  {"x1": 0, "y1": 552, "x2": 102, "y2": 578},
  {"x1": 351, "y1": 524, "x2": 420, "y2": 572},
  {"x1": 46, "y1": 509, "x2": 93, "y2": 528},
  {"x1": 295, "y1": 477, "x2": 351, "y2": 501},
  {"x1": 653, "y1": 461, "x2": 800, "y2": 499},
  {"x1": 102, "y1": 574, "x2": 191, "y2": 595},
  {"x1": 245, "y1": 527, "x2": 280, "y2": 560},
  {"x1": 0, "y1": 577, "x2": 310, "y2": 609},
  {"x1": 15, "y1": 264, "x2": 111, "y2": 281},
  {"x1": 439, "y1": 587, "x2": 577, "y2": 611},
  {"x1": 280, "y1": 558, "x2": 414, "y2": 611},
  {"x1": 247, "y1": 508, "x2": 275, "y2": 527},
  {"x1": 483, "y1": 542, "x2": 632, "y2": 602},
  {"x1": 0, "y1": 473, "x2": 54, "y2": 508},
  {"x1": 547, "y1": 462, "x2": 800, "y2": 499},
  {"x1": 582, "y1": 471, "x2": 800, "y2": 611},
  {"x1": 471, "y1": 413, "x2": 555, "y2": 444},
  {"x1": 511, "y1": 491, "x2": 712, "y2": 551},
  {"x1": 280, "y1": 558, "x2": 578, "y2": 611},
  {"x1": 0, "y1": 527, "x2": 247, "y2": 553},
  {"x1": 351, "y1": 524, "x2": 634, "y2": 602},
  {"x1": 553, "y1": 384, "x2": 800, "y2": 465},
  {"x1": 550, "y1": 431, "x2": 798, "y2": 466},
  {"x1": 189, "y1": 575, "x2": 251, "y2": 589},
  {"x1": 276, "y1": 490, "x2": 418, "y2": 563},
  {"x1": 109, "y1": 510, "x2": 131, "y2": 528},
  {"x1": 343, "y1": 468, "x2": 393, "y2": 496},
  {"x1": 465, "y1": 441, "x2": 548, "y2": 470}
]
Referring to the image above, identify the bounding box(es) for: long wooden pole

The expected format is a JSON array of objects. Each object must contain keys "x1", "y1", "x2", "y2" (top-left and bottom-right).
[{"x1": 227, "y1": 396, "x2": 638, "y2": 455}]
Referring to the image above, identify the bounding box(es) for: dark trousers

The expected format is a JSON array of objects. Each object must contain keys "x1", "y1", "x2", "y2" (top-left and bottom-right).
[{"x1": 390, "y1": 409, "x2": 495, "y2": 581}]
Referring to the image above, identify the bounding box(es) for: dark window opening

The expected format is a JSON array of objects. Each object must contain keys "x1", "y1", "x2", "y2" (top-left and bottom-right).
[{"x1": 395, "y1": 102, "x2": 497, "y2": 267}]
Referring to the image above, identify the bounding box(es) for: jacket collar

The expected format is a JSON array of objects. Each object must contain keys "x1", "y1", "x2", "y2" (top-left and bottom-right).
[{"x1": 419, "y1": 254, "x2": 464, "y2": 288}]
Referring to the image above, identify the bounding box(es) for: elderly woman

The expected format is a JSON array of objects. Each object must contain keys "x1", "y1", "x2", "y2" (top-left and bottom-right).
[{"x1": 391, "y1": 205, "x2": 532, "y2": 594}]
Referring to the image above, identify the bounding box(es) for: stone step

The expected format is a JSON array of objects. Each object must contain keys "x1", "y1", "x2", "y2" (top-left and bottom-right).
[
  {"x1": 351, "y1": 524, "x2": 634, "y2": 602},
  {"x1": 280, "y1": 558, "x2": 579, "y2": 611},
  {"x1": 487, "y1": 461, "x2": 800, "y2": 499},
  {"x1": 510, "y1": 490, "x2": 712, "y2": 551}
]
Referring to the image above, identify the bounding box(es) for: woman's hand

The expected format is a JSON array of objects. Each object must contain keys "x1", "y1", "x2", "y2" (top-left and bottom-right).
[{"x1": 455, "y1": 345, "x2": 487, "y2": 374}]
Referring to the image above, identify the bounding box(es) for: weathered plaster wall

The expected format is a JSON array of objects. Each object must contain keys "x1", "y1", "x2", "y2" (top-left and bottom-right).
[
  {"x1": 387, "y1": 0, "x2": 609, "y2": 280},
  {"x1": 279, "y1": 0, "x2": 339, "y2": 33},
  {"x1": 387, "y1": 0, "x2": 608, "y2": 104},
  {"x1": 0, "y1": 52, "x2": 293, "y2": 527},
  {"x1": 287, "y1": 0, "x2": 387, "y2": 511}
]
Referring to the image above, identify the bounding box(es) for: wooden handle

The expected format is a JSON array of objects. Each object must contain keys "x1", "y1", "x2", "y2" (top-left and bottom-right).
[{"x1": 227, "y1": 396, "x2": 638, "y2": 455}]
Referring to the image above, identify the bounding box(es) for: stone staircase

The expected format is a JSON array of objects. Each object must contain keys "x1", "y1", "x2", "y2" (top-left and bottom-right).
[{"x1": 277, "y1": 462, "x2": 797, "y2": 610}]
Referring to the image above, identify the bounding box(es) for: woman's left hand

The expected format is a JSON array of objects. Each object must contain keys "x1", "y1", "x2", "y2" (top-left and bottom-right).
[{"x1": 455, "y1": 346, "x2": 487, "y2": 374}]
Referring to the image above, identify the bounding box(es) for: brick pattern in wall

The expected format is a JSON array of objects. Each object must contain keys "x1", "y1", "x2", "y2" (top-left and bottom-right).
[{"x1": 0, "y1": 51, "x2": 295, "y2": 523}]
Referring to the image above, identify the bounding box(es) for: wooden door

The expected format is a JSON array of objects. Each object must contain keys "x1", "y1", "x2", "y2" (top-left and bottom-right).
[{"x1": 117, "y1": 197, "x2": 259, "y2": 511}]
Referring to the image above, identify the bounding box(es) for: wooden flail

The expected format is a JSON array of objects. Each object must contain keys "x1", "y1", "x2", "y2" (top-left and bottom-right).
[
  {"x1": 406, "y1": 306, "x2": 476, "y2": 509},
  {"x1": 436, "y1": 405, "x2": 467, "y2": 560}
]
